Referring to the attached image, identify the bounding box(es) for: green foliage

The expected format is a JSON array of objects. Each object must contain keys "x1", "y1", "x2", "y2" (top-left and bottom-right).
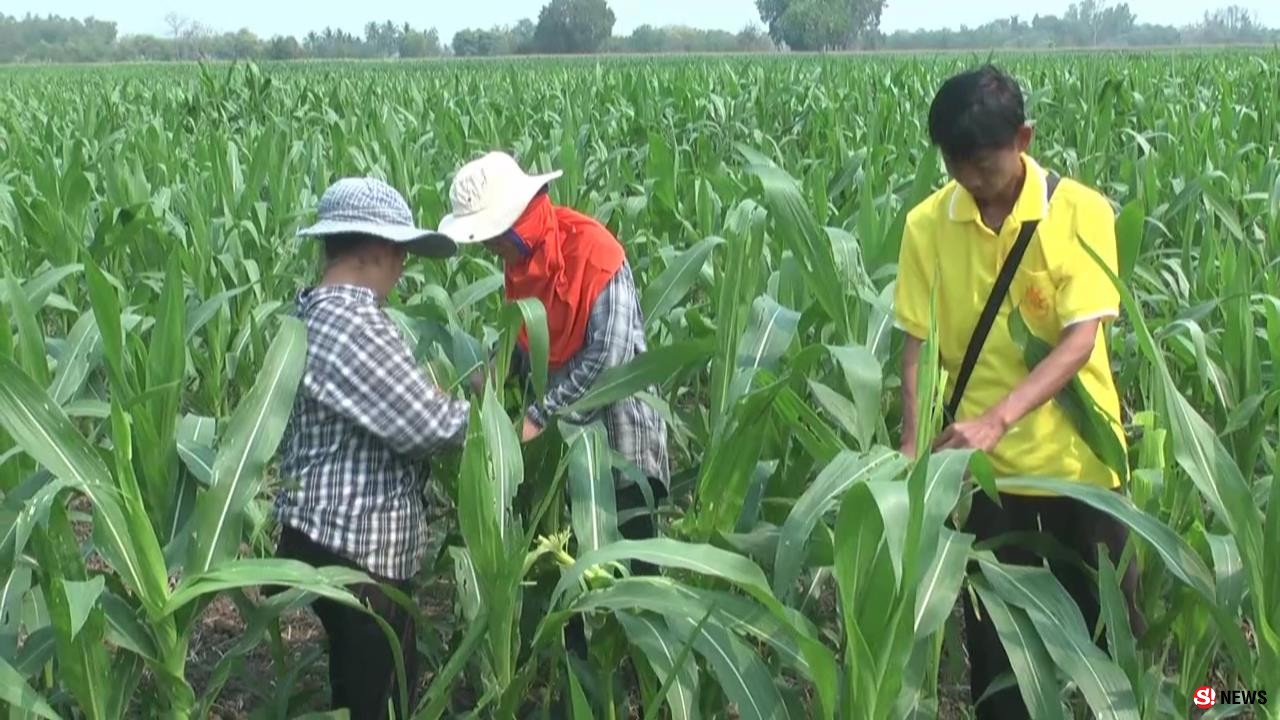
[{"x1": 0, "y1": 51, "x2": 1276, "y2": 718}]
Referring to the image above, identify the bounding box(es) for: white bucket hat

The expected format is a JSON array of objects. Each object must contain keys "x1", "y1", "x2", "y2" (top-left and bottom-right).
[
  {"x1": 437, "y1": 152, "x2": 563, "y2": 245},
  {"x1": 298, "y1": 177, "x2": 456, "y2": 258}
]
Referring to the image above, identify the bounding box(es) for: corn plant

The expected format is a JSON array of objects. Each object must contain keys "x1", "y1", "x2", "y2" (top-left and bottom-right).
[{"x1": 0, "y1": 52, "x2": 1276, "y2": 718}]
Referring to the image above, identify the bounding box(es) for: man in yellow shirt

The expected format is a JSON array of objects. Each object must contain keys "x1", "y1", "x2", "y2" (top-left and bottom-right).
[{"x1": 895, "y1": 66, "x2": 1144, "y2": 718}]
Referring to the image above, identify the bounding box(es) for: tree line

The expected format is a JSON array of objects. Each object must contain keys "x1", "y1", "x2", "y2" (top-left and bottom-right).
[{"x1": 0, "y1": 0, "x2": 1274, "y2": 64}]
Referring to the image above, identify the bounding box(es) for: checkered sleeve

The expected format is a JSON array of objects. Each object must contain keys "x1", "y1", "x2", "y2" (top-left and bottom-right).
[
  {"x1": 528, "y1": 269, "x2": 632, "y2": 428},
  {"x1": 327, "y1": 313, "x2": 470, "y2": 459}
]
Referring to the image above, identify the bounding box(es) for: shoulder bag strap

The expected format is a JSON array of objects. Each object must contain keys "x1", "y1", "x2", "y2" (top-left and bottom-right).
[{"x1": 943, "y1": 173, "x2": 1061, "y2": 427}]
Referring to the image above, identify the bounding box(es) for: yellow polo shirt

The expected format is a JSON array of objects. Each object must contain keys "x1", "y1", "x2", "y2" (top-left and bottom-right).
[{"x1": 894, "y1": 155, "x2": 1125, "y2": 492}]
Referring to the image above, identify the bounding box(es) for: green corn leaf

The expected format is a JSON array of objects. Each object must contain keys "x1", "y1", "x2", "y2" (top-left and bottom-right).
[
  {"x1": 1083, "y1": 240, "x2": 1265, "y2": 650},
  {"x1": 560, "y1": 338, "x2": 713, "y2": 417},
  {"x1": 773, "y1": 448, "x2": 906, "y2": 602},
  {"x1": 140, "y1": 252, "x2": 187, "y2": 514},
  {"x1": 570, "y1": 577, "x2": 828, "y2": 684},
  {"x1": 1008, "y1": 307, "x2": 1129, "y2": 488},
  {"x1": 175, "y1": 414, "x2": 217, "y2": 486},
  {"x1": 617, "y1": 610, "x2": 701, "y2": 720},
  {"x1": 457, "y1": 402, "x2": 502, "y2": 580},
  {"x1": 970, "y1": 575, "x2": 1067, "y2": 720},
  {"x1": 499, "y1": 296, "x2": 549, "y2": 399},
  {"x1": 84, "y1": 258, "x2": 136, "y2": 401},
  {"x1": 832, "y1": 480, "x2": 896, "y2": 717},
  {"x1": 0, "y1": 357, "x2": 168, "y2": 616},
  {"x1": 479, "y1": 383, "x2": 522, "y2": 546},
  {"x1": 416, "y1": 605, "x2": 490, "y2": 720},
  {"x1": 980, "y1": 559, "x2": 1139, "y2": 719},
  {"x1": 47, "y1": 312, "x2": 101, "y2": 406},
  {"x1": 187, "y1": 316, "x2": 306, "y2": 575},
  {"x1": 807, "y1": 380, "x2": 864, "y2": 445},
  {"x1": 554, "y1": 538, "x2": 771, "y2": 609},
  {"x1": 827, "y1": 344, "x2": 883, "y2": 448},
  {"x1": 5, "y1": 276, "x2": 49, "y2": 389},
  {"x1": 164, "y1": 558, "x2": 370, "y2": 613},
  {"x1": 1097, "y1": 552, "x2": 1141, "y2": 697},
  {"x1": 101, "y1": 590, "x2": 159, "y2": 664},
  {"x1": 454, "y1": 273, "x2": 505, "y2": 311},
  {"x1": 13, "y1": 626, "x2": 55, "y2": 678},
  {"x1": 566, "y1": 651, "x2": 596, "y2": 720},
  {"x1": 13, "y1": 265, "x2": 83, "y2": 312},
  {"x1": 738, "y1": 145, "x2": 848, "y2": 340},
  {"x1": 0, "y1": 654, "x2": 62, "y2": 720},
  {"x1": 641, "y1": 236, "x2": 723, "y2": 328},
  {"x1": 62, "y1": 576, "x2": 105, "y2": 642},
  {"x1": 185, "y1": 285, "x2": 248, "y2": 341},
  {"x1": 0, "y1": 565, "x2": 31, "y2": 658},
  {"x1": 996, "y1": 477, "x2": 1215, "y2": 601},
  {"x1": 913, "y1": 528, "x2": 973, "y2": 638},
  {"x1": 913, "y1": 449, "x2": 972, "y2": 576},
  {"x1": 667, "y1": 613, "x2": 790, "y2": 720},
  {"x1": 1206, "y1": 533, "x2": 1245, "y2": 612},
  {"x1": 1114, "y1": 199, "x2": 1144, "y2": 284},
  {"x1": 448, "y1": 547, "x2": 483, "y2": 626},
  {"x1": 737, "y1": 295, "x2": 800, "y2": 374},
  {"x1": 567, "y1": 423, "x2": 620, "y2": 555}
]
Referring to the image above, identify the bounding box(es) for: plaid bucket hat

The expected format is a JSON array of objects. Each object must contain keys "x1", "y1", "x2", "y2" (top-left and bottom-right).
[{"x1": 298, "y1": 177, "x2": 456, "y2": 258}]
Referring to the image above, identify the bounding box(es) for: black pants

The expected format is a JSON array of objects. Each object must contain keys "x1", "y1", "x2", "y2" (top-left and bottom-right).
[
  {"x1": 273, "y1": 527, "x2": 419, "y2": 720},
  {"x1": 962, "y1": 492, "x2": 1145, "y2": 719},
  {"x1": 565, "y1": 476, "x2": 668, "y2": 655}
]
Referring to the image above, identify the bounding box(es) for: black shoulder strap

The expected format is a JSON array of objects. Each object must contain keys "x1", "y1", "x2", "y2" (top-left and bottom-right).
[{"x1": 943, "y1": 173, "x2": 1061, "y2": 427}]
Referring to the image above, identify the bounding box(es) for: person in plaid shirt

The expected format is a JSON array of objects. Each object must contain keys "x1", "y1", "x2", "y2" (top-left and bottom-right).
[{"x1": 272, "y1": 177, "x2": 464, "y2": 718}]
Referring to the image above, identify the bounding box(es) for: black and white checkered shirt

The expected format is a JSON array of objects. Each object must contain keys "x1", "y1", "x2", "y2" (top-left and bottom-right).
[
  {"x1": 526, "y1": 263, "x2": 670, "y2": 486},
  {"x1": 275, "y1": 285, "x2": 470, "y2": 580}
]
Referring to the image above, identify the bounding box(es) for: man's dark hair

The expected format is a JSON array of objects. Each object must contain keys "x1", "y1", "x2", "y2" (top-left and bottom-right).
[
  {"x1": 322, "y1": 233, "x2": 385, "y2": 263},
  {"x1": 927, "y1": 65, "x2": 1026, "y2": 160}
]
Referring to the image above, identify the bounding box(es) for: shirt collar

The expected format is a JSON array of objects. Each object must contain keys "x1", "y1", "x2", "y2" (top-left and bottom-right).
[
  {"x1": 298, "y1": 284, "x2": 378, "y2": 310},
  {"x1": 947, "y1": 154, "x2": 1050, "y2": 227}
]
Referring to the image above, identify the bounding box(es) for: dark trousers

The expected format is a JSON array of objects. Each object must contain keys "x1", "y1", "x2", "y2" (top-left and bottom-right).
[
  {"x1": 962, "y1": 492, "x2": 1145, "y2": 719},
  {"x1": 274, "y1": 527, "x2": 419, "y2": 720}
]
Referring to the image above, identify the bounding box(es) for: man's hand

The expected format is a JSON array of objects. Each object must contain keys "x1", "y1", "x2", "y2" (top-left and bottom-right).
[
  {"x1": 933, "y1": 412, "x2": 1009, "y2": 453},
  {"x1": 469, "y1": 368, "x2": 486, "y2": 396},
  {"x1": 521, "y1": 417, "x2": 543, "y2": 443}
]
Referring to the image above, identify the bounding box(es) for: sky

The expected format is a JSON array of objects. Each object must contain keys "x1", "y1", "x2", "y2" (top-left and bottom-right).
[{"x1": 10, "y1": 0, "x2": 1279, "y2": 40}]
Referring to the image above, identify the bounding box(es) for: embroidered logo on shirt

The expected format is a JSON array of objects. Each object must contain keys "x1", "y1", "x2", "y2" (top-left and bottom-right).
[{"x1": 1025, "y1": 284, "x2": 1050, "y2": 315}]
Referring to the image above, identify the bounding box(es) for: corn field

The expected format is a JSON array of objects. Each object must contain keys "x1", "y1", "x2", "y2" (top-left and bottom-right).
[{"x1": 0, "y1": 52, "x2": 1277, "y2": 719}]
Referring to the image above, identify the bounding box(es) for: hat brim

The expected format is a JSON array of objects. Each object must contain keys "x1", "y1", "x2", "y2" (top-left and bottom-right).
[
  {"x1": 438, "y1": 170, "x2": 563, "y2": 245},
  {"x1": 298, "y1": 220, "x2": 458, "y2": 258}
]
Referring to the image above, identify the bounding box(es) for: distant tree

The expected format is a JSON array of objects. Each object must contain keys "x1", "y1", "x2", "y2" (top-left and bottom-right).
[
  {"x1": 164, "y1": 12, "x2": 190, "y2": 58},
  {"x1": 1191, "y1": 5, "x2": 1267, "y2": 43},
  {"x1": 533, "y1": 0, "x2": 616, "y2": 53},
  {"x1": 1, "y1": 5, "x2": 1277, "y2": 64},
  {"x1": 115, "y1": 33, "x2": 176, "y2": 61},
  {"x1": 452, "y1": 28, "x2": 500, "y2": 56},
  {"x1": 512, "y1": 18, "x2": 537, "y2": 53},
  {"x1": 736, "y1": 22, "x2": 776, "y2": 51},
  {"x1": 266, "y1": 34, "x2": 303, "y2": 60},
  {"x1": 224, "y1": 28, "x2": 261, "y2": 59},
  {"x1": 164, "y1": 13, "x2": 188, "y2": 41},
  {"x1": 400, "y1": 25, "x2": 442, "y2": 57},
  {"x1": 627, "y1": 24, "x2": 666, "y2": 53},
  {"x1": 757, "y1": 0, "x2": 885, "y2": 50}
]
